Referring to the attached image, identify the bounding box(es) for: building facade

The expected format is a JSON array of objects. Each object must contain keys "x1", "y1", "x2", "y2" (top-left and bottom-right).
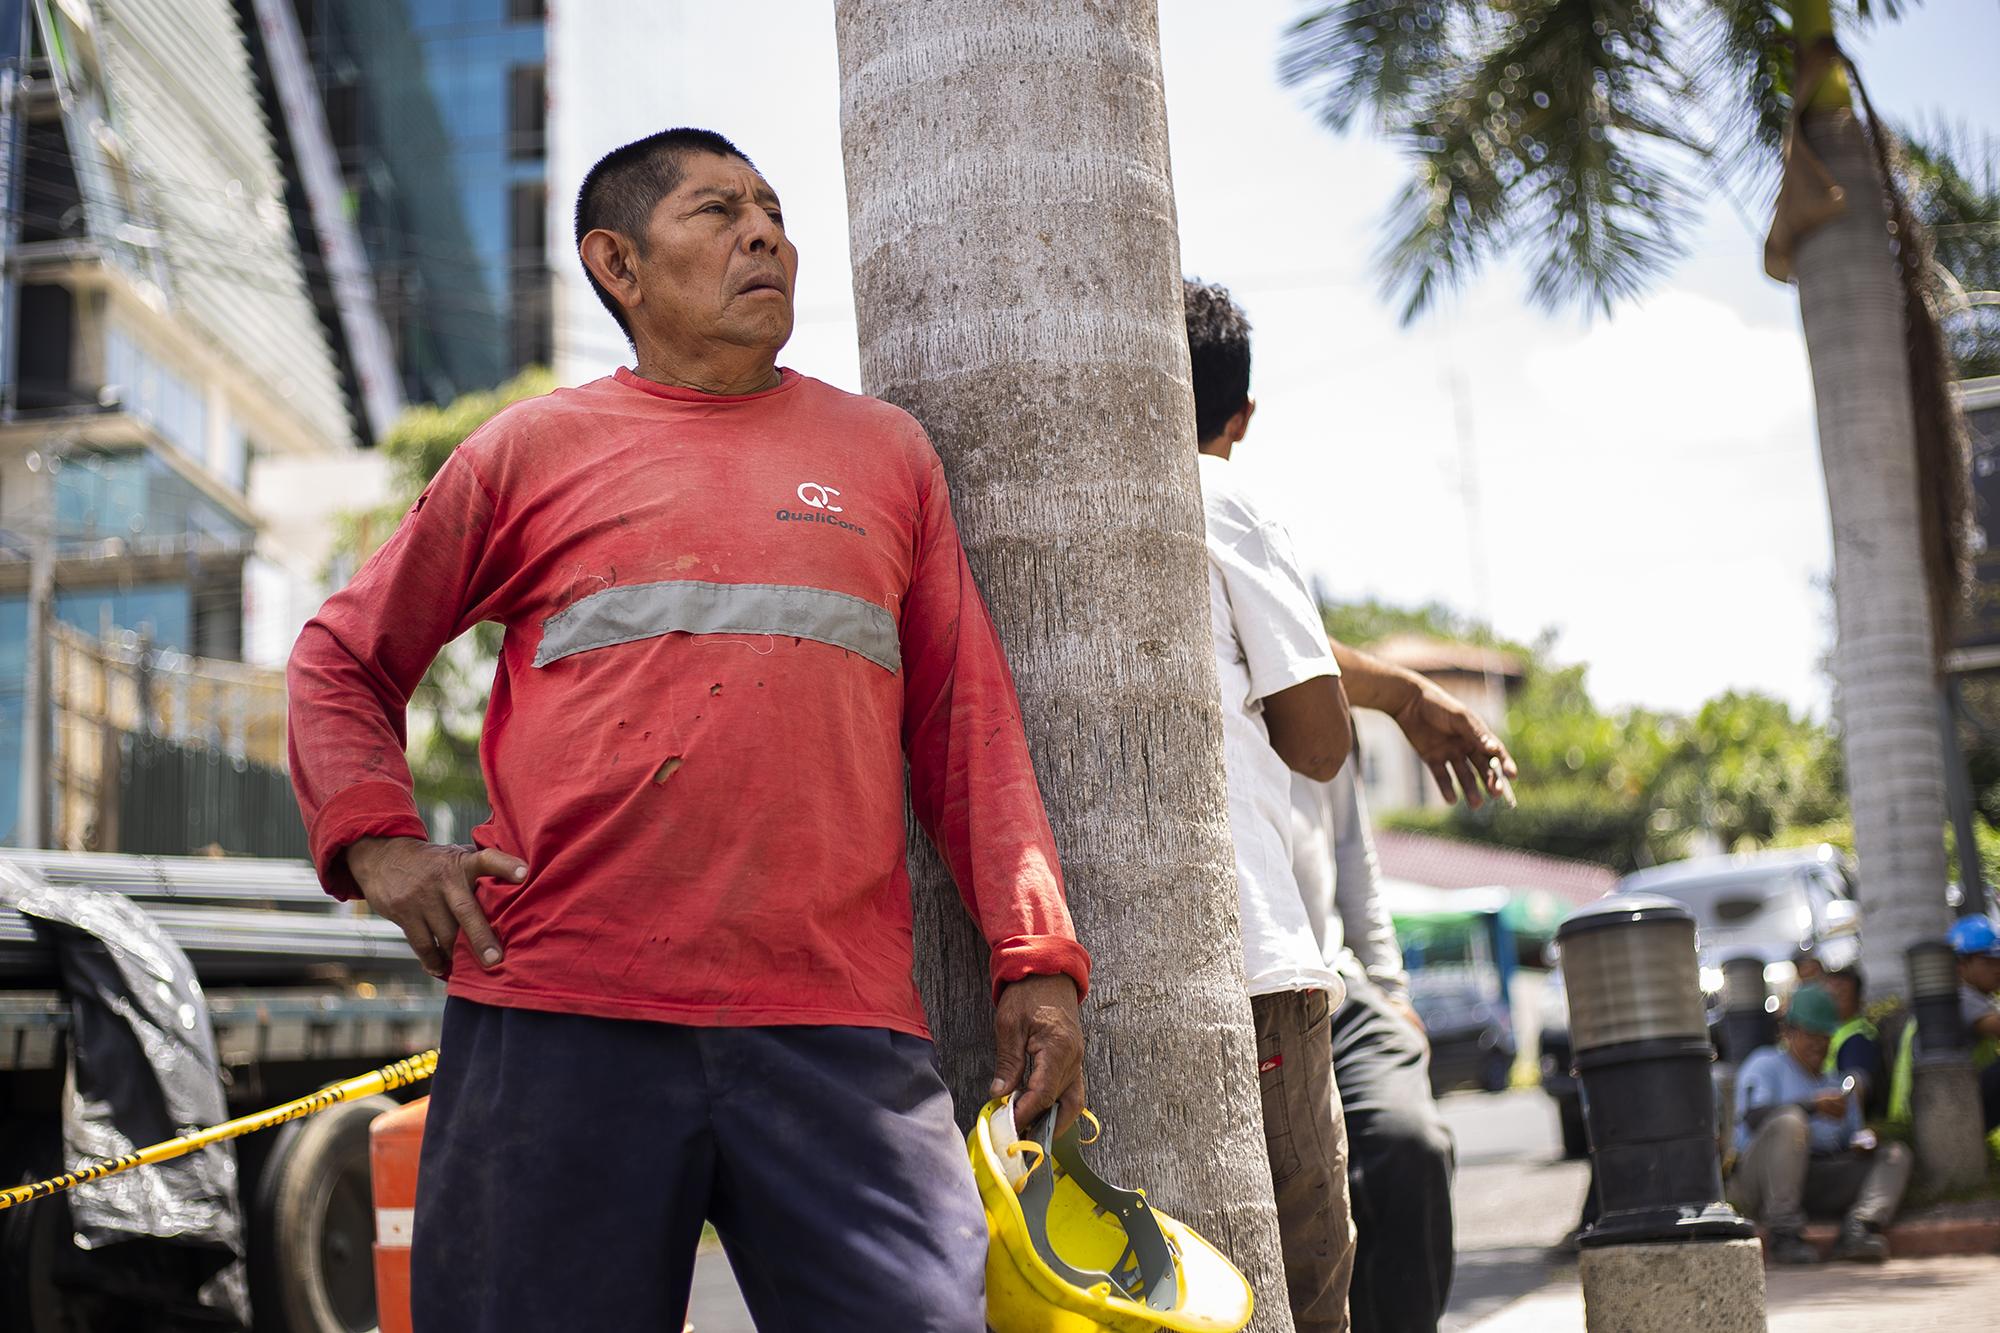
[
  {"x1": 270, "y1": 0, "x2": 551, "y2": 407},
  {"x1": 0, "y1": 0, "x2": 371, "y2": 846}
]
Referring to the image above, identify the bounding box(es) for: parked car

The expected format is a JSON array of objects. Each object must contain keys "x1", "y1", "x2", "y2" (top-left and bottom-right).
[
  {"x1": 1535, "y1": 967, "x2": 1589, "y2": 1158},
  {"x1": 1539, "y1": 844, "x2": 1859, "y2": 1160},
  {"x1": 1410, "y1": 970, "x2": 1516, "y2": 1095},
  {"x1": 1620, "y1": 844, "x2": 1860, "y2": 1002}
]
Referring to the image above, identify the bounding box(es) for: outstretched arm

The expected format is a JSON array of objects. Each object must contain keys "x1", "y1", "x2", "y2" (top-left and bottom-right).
[{"x1": 1329, "y1": 640, "x2": 1516, "y2": 808}]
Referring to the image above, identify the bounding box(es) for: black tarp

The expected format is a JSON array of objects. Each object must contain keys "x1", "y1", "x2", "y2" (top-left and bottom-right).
[{"x1": 0, "y1": 860, "x2": 247, "y2": 1326}]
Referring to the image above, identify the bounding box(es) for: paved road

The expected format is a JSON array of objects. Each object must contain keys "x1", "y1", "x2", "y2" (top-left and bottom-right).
[
  {"x1": 688, "y1": 1246, "x2": 752, "y2": 1331},
  {"x1": 1438, "y1": 1087, "x2": 1592, "y2": 1330},
  {"x1": 1470, "y1": 1255, "x2": 2000, "y2": 1331}
]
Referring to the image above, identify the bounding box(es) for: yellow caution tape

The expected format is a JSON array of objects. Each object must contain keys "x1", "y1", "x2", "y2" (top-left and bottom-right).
[{"x1": 0, "y1": 1048, "x2": 438, "y2": 1211}]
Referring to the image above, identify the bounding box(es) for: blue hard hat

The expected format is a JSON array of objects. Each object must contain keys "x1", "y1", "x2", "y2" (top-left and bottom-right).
[{"x1": 1947, "y1": 915, "x2": 2000, "y2": 958}]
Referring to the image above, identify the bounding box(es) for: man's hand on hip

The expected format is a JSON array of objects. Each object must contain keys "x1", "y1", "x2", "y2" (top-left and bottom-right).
[
  {"x1": 991, "y1": 974, "x2": 1086, "y2": 1134},
  {"x1": 344, "y1": 836, "x2": 525, "y2": 979}
]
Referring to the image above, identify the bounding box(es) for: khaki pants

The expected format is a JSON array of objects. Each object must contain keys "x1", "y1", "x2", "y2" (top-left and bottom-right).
[
  {"x1": 1253, "y1": 987, "x2": 1356, "y2": 1333},
  {"x1": 1726, "y1": 1106, "x2": 1913, "y2": 1236}
]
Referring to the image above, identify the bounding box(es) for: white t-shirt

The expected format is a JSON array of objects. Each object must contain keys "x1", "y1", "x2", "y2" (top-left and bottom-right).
[
  {"x1": 1199, "y1": 453, "x2": 1344, "y2": 1000},
  {"x1": 1291, "y1": 765, "x2": 1409, "y2": 996}
]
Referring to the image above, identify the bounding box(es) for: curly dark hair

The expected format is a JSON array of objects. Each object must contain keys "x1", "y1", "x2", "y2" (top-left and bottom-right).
[
  {"x1": 575, "y1": 127, "x2": 755, "y2": 337},
  {"x1": 1182, "y1": 278, "x2": 1252, "y2": 445}
]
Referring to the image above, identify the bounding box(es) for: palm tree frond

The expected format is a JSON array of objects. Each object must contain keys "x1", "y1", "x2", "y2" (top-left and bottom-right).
[
  {"x1": 1682, "y1": 0, "x2": 1792, "y2": 205},
  {"x1": 1278, "y1": 1, "x2": 1480, "y2": 133},
  {"x1": 1844, "y1": 0, "x2": 1922, "y2": 27},
  {"x1": 1900, "y1": 120, "x2": 2000, "y2": 379},
  {"x1": 1369, "y1": 0, "x2": 1699, "y2": 321}
]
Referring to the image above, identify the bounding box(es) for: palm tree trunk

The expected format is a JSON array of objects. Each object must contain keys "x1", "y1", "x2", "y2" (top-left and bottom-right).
[
  {"x1": 1791, "y1": 106, "x2": 1953, "y2": 995},
  {"x1": 833, "y1": 2, "x2": 1293, "y2": 1324}
]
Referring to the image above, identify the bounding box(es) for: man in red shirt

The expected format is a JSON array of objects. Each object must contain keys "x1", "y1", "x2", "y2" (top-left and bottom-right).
[{"x1": 287, "y1": 128, "x2": 1090, "y2": 1331}]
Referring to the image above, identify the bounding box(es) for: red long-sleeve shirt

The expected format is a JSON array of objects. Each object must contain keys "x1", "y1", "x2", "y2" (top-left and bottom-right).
[{"x1": 287, "y1": 368, "x2": 1089, "y2": 1036}]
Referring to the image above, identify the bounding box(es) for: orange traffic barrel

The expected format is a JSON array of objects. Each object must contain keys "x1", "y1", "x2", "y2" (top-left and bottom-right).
[{"x1": 369, "y1": 1096, "x2": 431, "y2": 1333}]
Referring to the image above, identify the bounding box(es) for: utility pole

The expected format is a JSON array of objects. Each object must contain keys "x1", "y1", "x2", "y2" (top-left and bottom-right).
[{"x1": 18, "y1": 503, "x2": 52, "y2": 848}]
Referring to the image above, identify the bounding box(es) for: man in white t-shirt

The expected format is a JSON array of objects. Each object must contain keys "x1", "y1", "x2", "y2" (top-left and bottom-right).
[
  {"x1": 1189, "y1": 278, "x2": 1356, "y2": 1331},
  {"x1": 1187, "y1": 278, "x2": 1517, "y2": 1332}
]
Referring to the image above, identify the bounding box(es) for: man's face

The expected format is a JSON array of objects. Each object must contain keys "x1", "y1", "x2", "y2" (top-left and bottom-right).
[
  {"x1": 1962, "y1": 955, "x2": 2000, "y2": 994},
  {"x1": 1824, "y1": 973, "x2": 1860, "y2": 1020},
  {"x1": 1786, "y1": 1027, "x2": 1831, "y2": 1070},
  {"x1": 629, "y1": 152, "x2": 797, "y2": 358}
]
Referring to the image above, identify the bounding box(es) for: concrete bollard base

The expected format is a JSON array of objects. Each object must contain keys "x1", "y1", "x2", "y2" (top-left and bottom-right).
[
  {"x1": 1580, "y1": 1237, "x2": 1766, "y2": 1333},
  {"x1": 1911, "y1": 1056, "x2": 1987, "y2": 1195}
]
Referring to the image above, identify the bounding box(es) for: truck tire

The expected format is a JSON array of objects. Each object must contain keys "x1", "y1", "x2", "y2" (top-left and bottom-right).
[
  {"x1": 250, "y1": 1095, "x2": 395, "y2": 1333},
  {"x1": 0, "y1": 1181, "x2": 76, "y2": 1333}
]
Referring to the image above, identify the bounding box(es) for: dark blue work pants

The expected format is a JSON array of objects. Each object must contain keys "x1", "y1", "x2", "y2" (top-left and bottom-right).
[{"x1": 410, "y1": 998, "x2": 986, "y2": 1332}]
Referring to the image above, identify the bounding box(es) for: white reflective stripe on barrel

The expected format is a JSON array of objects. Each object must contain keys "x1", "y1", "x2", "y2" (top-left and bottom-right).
[{"x1": 376, "y1": 1207, "x2": 416, "y2": 1247}]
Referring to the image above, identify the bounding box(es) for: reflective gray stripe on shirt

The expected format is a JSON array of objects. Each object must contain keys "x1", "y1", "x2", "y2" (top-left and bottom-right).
[{"x1": 532, "y1": 579, "x2": 901, "y2": 672}]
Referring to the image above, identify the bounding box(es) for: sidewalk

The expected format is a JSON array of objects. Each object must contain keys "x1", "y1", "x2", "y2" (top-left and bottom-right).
[{"x1": 1464, "y1": 1255, "x2": 2000, "y2": 1331}]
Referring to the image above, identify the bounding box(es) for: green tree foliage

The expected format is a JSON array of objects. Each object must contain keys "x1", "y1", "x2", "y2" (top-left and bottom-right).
[
  {"x1": 1900, "y1": 124, "x2": 2000, "y2": 380},
  {"x1": 1322, "y1": 597, "x2": 1523, "y2": 653},
  {"x1": 1650, "y1": 690, "x2": 1847, "y2": 847},
  {"x1": 1358, "y1": 603, "x2": 1846, "y2": 872},
  {"x1": 333, "y1": 367, "x2": 555, "y2": 817}
]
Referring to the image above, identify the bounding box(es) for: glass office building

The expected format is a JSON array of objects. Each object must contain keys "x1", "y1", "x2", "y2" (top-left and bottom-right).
[
  {"x1": 4, "y1": 0, "x2": 347, "y2": 846},
  {"x1": 284, "y1": 0, "x2": 550, "y2": 405}
]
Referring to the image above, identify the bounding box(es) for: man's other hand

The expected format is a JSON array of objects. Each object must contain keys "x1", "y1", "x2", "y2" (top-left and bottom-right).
[
  {"x1": 344, "y1": 836, "x2": 526, "y2": 979},
  {"x1": 1810, "y1": 1089, "x2": 1848, "y2": 1119},
  {"x1": 1385, "y1": 990, "x2": 1430, "y2": 1052},
  {"x1": 991, "y1": 974, "x2": 1086, "y2": 1134},
  {"x1": 1391, "y1": 677, "x2": 1518, "y2": 809}
]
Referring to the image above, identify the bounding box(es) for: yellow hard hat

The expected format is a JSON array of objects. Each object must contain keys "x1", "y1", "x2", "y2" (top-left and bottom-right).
[{"x1": 968, "y1": 1097, "x2": 1254, "y2": 1333}]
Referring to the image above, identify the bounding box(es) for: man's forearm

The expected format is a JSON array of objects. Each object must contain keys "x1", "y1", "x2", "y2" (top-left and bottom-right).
[{"x1": 1328, "y1": 641, "x2": 1422, "y2": 714}]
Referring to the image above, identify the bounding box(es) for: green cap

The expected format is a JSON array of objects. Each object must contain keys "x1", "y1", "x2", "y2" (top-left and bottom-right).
[{"x1": 1786, "y1": 983, "x2": 1840, "y2": 1036}]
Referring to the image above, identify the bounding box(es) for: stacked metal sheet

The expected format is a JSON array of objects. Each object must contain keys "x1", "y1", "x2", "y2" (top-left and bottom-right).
[
  {"x1": 0, "y1": 851, "x2": 430, "y2": 984},
  {"x1": 0, "y1": 850, "x2": 331, "y2": 911}
]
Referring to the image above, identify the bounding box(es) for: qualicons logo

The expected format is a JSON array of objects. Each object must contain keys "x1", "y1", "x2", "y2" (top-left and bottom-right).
[
  {"x1": 796, "y1": 482, "x2": 842, "y2": 512},
  {"x1": 776, "y1": 481, "x2": 866, "y2": 536}
]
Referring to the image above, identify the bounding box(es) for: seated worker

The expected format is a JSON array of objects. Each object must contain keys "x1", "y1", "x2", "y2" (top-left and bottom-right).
[
  {"x1": 1949, "y1": 915, "x2": 2000, "y2": 1131},
  {"x1": 1729, "y1": 984, "x2": 1912, "y2": 1265},
  {"x1": 1819, "y1": 961, "x2": 1887, "y2": 1121}
]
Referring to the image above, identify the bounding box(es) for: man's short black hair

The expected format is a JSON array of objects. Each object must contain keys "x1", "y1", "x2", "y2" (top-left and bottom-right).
[
  {"x1": 574, "y1": 127, "x2": 755, "y2": 336},
  {"x1": 1183, "y1": 278, "x2": 1252, "y2": 445}
]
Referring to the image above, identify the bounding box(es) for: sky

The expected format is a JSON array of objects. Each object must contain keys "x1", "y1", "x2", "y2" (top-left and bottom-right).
[{"x1": 547, "y1": 1, "x2": 2000, "y2": 718}]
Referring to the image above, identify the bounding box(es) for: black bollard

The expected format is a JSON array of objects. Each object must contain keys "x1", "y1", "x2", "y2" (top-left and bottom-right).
[
  {"x1": 1716, "y1": 955, "x2": 1775, "y2": 1065},
  {"x1": 1559, "y1": 895, "x2": 1755, "y2": 1247},
  {"x1": 1908, "y1": 941, "x2": 1965, "y2": 1056}
]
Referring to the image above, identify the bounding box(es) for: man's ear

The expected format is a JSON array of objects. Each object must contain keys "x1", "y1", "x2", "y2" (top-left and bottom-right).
[
  {"x1": 1225, "y1": 397, "x2": 1257, "y2": 444},
  {"x1": 579, "y1": 229, "x2": 642, "y2": 319}
]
